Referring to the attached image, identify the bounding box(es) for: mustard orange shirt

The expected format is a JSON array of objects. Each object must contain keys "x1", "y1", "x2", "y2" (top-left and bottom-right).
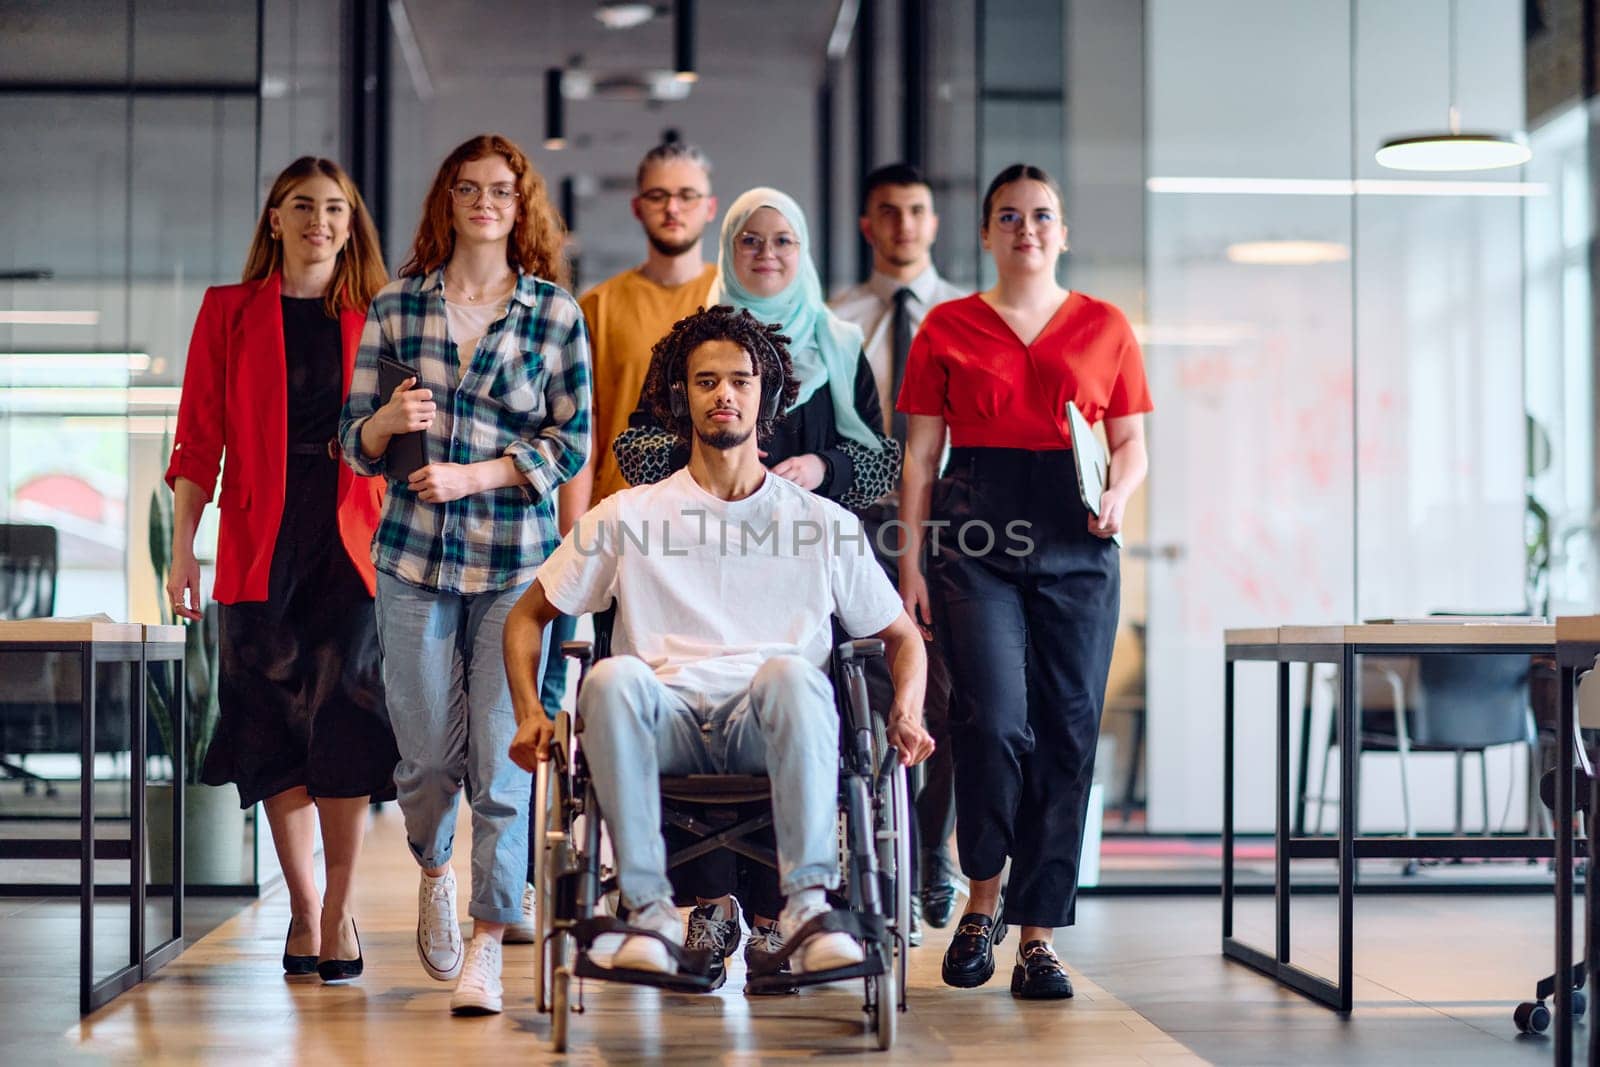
[
  {"x1": 897, "y1": 291, "x2": 1152, "y2": 449},
  {"x1": 579, "y1": 263, "x2": 717, "y2": 503}
]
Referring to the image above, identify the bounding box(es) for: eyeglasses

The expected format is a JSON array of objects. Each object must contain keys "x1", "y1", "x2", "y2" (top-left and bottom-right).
[
  {"x1": 992, "y1": 208, "x2": 1059, "y2": 233},
  {"x1": 638, "y1": 188, "x2": 707, "y2": 208},
  {"x1": 450, "y1": 181, "x2": 520, "y2": 207},
  {"x1": 734, "y1": 232, "x2": 800, "y2": 256}
]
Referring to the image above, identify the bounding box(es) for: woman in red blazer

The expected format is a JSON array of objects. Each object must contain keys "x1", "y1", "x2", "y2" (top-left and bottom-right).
[{"x1": 164, "y1": 156, "x2": 396, "y2": 983}]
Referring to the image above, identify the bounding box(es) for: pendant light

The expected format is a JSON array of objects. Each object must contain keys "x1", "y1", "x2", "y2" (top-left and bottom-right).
[
  {"x1": 544, "y1": 67, "x2": 566, "y2": 151},
  {"x1": 674, "y1": 0, "x2": 697, "y2": 83},
  {"x1": 1374, "y1": 0, "x2": 1529, "y2": 172}
]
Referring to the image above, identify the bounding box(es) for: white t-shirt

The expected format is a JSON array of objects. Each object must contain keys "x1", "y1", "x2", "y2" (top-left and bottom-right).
[
  {"x1": 445, "y1": 298, "x2": 509, "y2": 372},
  {"x1": 536, "y1": 468, "x2": 904, "y2": 705}
]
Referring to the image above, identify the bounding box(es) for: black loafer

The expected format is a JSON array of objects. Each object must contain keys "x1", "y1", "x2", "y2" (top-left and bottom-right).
[
  {"x1": 317, "y1": 921, "x2": 364, "y2": 983},
  {"x1": 921, "y1": 881, "x2": 957, "y2": 929},
  {"x1": 1010, "y1": 940, "x2": 1073, "y2": 1000},
  {"x1": 941, "y1": 912, "x2": 1005, "y2": 988},
  {"x1": 283, "y1": 920, "x2": 317, "y2": 977}
]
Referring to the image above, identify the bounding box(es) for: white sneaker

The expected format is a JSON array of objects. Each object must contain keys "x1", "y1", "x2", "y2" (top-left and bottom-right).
[
  {"x1": 779, "y1": 898, "x2": 864, "y2": 975},
  {"x1": 611, "y1": 898, "x2": 683, "y2": 974},
  {"x1": 449, "y1": 936, "x2": 503, "y2": 1015},
  {"x1": 502, "y1": 883, "x2": 537, "y2": 944},
  {"x1": 417, "y1": 869, "x2": 464, "y2": 981}
]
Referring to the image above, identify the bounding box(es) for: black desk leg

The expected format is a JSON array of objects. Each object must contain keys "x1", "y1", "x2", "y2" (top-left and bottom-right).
[
  {"x1": 1336, "y1": 646, "x2": 1355, "y2": 1013},
  {"x1": 1223, "y1": 659, "x2": 1235, "y2": 942},
  {"x1": 1295, "y1": 663, "x2": 1313, "y2": 836},
  {"x1": 1557, "y1": 665, "x2": 1575, "y2": 1066},
  {"x1": 1276, "y1": 661, "x2": 1290, "y2": 964},
  {"x1": 1590, "y1": 763, "x2": 1599, "y2": 1067},
  {"x1": 78, "y1": 645, "x2": 95, "y2": 1018},
  {"x1": 131, "y1": 653, "x2": 146, "y2": 978}
]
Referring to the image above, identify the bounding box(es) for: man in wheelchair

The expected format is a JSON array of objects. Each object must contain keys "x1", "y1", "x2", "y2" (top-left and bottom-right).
[{"x1": 505, "y1": 304, "x2": 933, "y2": 983}]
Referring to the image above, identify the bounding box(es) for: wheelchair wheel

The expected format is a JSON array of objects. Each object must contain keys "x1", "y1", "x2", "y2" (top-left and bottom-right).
[
  {"x1": 873, "y1": 967, "x2": 897, "y2": 1049},
  {"x1": 552, "y1": 965, "x2": 572, "y2": 1052},
  {"x1": 883, "y1": 761, "x2": 912, "y2": 1008},
  {"x1": 532, "y1": 756, "x2": 552, "y2": 1012}
]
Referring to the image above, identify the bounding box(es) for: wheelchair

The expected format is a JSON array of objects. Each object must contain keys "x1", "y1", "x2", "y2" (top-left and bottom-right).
[{"x1": 528, "y1": 607, "x2": 912, "y2": 1052}]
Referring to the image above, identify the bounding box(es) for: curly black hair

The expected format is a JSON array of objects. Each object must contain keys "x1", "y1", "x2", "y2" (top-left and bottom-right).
[{"x1": 640, "y1": 304, "x2": 800, "y2": 445}]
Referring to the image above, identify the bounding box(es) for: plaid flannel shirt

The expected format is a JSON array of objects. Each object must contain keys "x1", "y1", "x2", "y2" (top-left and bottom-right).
[{"x1": 338, "y1": 269, "x2": 591, "y2": 594}]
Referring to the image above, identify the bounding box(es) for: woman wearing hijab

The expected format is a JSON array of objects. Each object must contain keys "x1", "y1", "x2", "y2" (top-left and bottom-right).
[
  {"x1": 614, "y1": 186, "x2": 898, "y2": 512},
  {"x1": 611, "y1": 187, "x2": 899, "y2": 993}
]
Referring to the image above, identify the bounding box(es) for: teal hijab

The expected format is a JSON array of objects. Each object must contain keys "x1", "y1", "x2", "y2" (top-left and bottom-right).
[{"x1": 707, "y1": 187, "x2": 882, "y2": 451}]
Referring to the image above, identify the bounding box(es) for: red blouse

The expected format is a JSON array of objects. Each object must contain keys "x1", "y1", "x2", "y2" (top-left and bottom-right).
[{"x1": 896, "y1": 291, "x2": 1152, "y2": 450}]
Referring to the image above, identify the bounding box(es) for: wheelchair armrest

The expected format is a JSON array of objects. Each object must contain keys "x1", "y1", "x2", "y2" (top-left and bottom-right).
[
  {"x1": 561, "y1": 640, "x2": 594, "y2": 665},
  {"x1": 835, "y1": 638, "x2": 885, "y2": 663}
]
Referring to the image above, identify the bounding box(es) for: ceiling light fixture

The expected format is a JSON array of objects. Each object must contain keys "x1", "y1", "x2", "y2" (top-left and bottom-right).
[
  {"x1": 595, "y1": 1, "x2": 657, "y2": 30},
  {"x1": 1226, "y1": 240, "x2": 1350, "y2": 266},
  {"x1": 544, "y1": 67, "x2": 566, "y2": 150},
  {"x1": 1375, "y1": 0, "x2": 1530, "y2": 172},
  {"x1": 673, "y1": 0, "x2": 697, "y2": 83}
]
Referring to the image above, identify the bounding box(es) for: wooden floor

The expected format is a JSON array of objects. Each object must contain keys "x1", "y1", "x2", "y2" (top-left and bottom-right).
[
  {"x1": 62, "y1": 804, "x2": 1201, "y2": 1065},
  {"x1": 25, "y1": 800, "x2": 1581, "y2": 1065}
]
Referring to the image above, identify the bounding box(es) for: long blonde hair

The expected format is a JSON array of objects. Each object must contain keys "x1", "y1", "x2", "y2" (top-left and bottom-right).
[
  {"x1": 398, "y1": 134, "x2": 569, "y2": 288},
  {"x1": 241, "y1": 157, "x2": 388, "y2": 316}
]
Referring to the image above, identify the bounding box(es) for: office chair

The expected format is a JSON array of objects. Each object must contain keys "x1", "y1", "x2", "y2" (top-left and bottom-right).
[
  {"x1": 0, "y1": 523, "x2": 61, "y2": 796},
  {"x1": 1306, "y1": 654, "x2": 1534, "y2": 843}
]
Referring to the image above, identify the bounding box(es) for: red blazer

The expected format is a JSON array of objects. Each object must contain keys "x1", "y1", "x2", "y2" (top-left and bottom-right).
[{"x1": 164, "y1": 273, "x2": 384, "y2": 604}]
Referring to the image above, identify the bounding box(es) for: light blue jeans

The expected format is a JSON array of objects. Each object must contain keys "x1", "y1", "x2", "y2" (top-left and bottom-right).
[
  {"x1": 375, "y1": 573, "x2": 542, "y2": 924},
  {"x1": 578, "y1": 654, "x2": 841, "y2": 910}
]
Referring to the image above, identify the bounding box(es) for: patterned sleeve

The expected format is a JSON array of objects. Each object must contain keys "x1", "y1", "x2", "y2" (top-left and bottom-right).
[
  {"x1": 837, "y1": 434, "x2": 902, "y2": 511},
  {"x1": 612, "y1": 420, "x2": 685, "y2": 486}
]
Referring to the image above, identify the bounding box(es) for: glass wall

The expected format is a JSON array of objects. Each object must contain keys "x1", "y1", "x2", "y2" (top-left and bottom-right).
[{"x1": 1144, "y1": 0, "x2": 1531, "y2": 835}]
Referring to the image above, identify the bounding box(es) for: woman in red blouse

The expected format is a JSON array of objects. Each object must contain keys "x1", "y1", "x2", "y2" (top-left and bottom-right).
[{"x1": 897, "y1": 164, "x2": 1151, "y2": 999}]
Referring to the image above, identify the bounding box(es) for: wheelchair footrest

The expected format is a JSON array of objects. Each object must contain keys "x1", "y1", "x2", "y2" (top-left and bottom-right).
[
  {"x1": 744, "y1": 910, "x2": 889, "y2": 992},
  {"x1": 573, "y1": 953, "x2": 721, "y2": 993},
  {"x1": 569, "y1": 915, "x2": 717, "y2": 992}
]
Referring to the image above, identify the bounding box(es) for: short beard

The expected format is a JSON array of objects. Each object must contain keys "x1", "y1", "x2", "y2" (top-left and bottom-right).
[
  {"x1": 695, "y1": 424, "x2": 752, "y2": 451},
  {"x1": 647, "y1": 230, "x2": 701, "y2": 258}
]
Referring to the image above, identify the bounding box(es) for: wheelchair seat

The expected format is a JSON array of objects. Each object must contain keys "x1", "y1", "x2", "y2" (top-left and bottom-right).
[{"x1": 659, "y1": 774, "x2": 771, "y2": 804}]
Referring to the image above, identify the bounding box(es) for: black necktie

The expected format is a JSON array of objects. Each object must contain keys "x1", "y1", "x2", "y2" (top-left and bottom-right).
[{"x1": 890, "y1": 287, "x2": 915, "y2": 442}]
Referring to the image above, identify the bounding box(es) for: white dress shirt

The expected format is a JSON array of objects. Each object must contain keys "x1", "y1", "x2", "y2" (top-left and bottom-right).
[{"x1": 830, "y1": 263, "x2": 967, "y2": 435}]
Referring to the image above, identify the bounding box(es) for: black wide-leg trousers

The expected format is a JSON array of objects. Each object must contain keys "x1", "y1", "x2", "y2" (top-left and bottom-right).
[{"x1": 929, "y1": 447, "x2": 1120, "y2": 930}]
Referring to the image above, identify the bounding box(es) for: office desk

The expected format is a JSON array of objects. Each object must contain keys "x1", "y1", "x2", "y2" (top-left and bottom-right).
[
  {"x1": 0, "y1": 620, "x2": 185, "y2": 1014},
  {"x1": 1222, "y1": 624, "x2": 1558, "y2": 1024},
  {"x1": 1553, "y1": 616, "x2": 1600, "y2": 1066}
]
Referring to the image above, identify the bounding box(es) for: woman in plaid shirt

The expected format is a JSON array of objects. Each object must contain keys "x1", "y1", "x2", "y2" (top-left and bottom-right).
[{"x1": 338, "y1": 133, "x2": 591, "y2": 1016}]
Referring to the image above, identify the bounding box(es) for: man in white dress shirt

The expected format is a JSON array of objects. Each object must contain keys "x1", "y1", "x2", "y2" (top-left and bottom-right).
[{"x1": 830, "y1": 163, "x2": 966, "y2": 941}]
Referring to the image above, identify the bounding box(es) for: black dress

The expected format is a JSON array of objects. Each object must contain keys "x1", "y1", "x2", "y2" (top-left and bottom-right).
[{"x1": 202, "y1": 296, "x2": 399, "y2": 807}]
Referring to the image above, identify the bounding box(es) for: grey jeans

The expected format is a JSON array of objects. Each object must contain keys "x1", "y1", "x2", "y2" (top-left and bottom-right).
[{"x1": 578, "y1": 654, "x2": 841, "y2": 910}]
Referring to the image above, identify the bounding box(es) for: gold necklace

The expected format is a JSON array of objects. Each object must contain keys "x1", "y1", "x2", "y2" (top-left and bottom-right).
[{"x1": 446, "y1": 271, "x2": 513, "y2": 303}]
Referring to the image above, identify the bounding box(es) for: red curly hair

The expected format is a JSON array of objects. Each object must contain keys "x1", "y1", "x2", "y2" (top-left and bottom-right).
[{"x1": 398, "y1": 133, "x2": 569, "y2": 288}]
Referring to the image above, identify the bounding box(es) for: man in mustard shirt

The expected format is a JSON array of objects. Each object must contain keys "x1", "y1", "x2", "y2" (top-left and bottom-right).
[
  {"x1": 540, "y1": 143, "x2": 720, "y2": 717},
  {"x1": 561, "y1": 141, "x2": 720, "y2": 515}
]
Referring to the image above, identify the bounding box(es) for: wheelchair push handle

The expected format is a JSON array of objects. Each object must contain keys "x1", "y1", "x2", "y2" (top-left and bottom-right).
[
  {"x1": 836, "y1": 638, "x2": 885, "y2": 663},
  {"x1": 561, "y1": 640, "x2": 594, "y2": 665}
]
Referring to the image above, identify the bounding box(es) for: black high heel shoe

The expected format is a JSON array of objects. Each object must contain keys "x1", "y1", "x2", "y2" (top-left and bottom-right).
[
  {"x1": 316, "y1": 920, "x2": 364, "y2": 983},
  {"x1": 283, "y1": 920, "x2": 318, "y2": 977}
]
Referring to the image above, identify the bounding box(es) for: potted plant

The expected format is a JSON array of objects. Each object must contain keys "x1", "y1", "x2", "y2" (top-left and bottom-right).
[{"x1": 145, "y1": 475, "x2": 244, "y2": 886}]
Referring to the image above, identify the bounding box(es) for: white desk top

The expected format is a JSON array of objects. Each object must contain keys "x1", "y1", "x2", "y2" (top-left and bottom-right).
[{"x1": 1225, "y1": 623, "x2": 1555, "y2": 648}]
